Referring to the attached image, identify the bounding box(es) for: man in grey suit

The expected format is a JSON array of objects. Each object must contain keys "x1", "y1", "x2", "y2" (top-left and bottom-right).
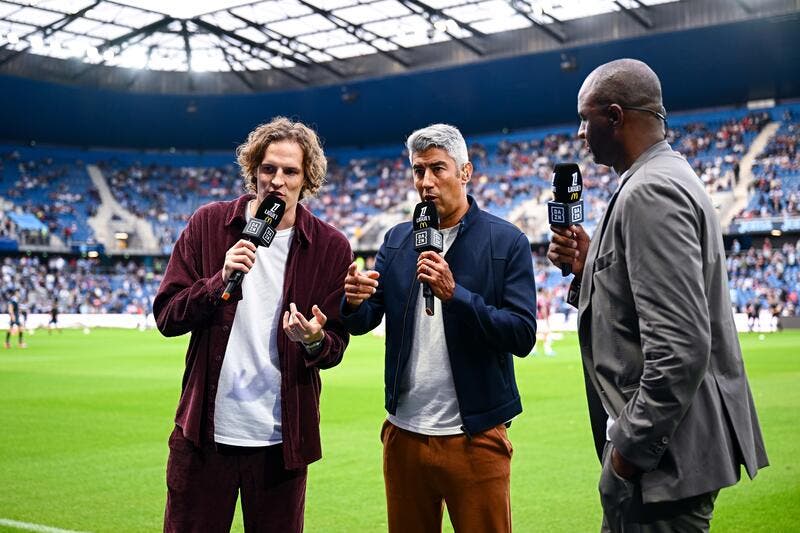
[{"x1": 548, "y1": 58, "x2": 768, "y2": 532}]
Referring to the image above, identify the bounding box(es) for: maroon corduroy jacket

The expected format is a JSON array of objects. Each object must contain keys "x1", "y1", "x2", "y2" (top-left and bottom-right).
[{"x1": 154, "y1": 194, "x2": 352, "y2": 469}]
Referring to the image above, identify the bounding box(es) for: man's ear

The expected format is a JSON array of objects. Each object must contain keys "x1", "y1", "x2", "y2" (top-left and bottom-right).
[
  {"x1": 461, "y1": 161, "x2": 473, "y2": 183},
  {"x1": 608, "y1": 104, "x2": 623, "y2": 127}
]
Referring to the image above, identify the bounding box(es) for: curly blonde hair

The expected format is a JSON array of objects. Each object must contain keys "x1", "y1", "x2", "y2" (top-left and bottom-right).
[{"x1": 235, "y1": 117, "x2": 327, "y2": 200}]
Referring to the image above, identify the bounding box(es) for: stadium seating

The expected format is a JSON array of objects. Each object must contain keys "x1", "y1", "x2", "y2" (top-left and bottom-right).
[
  {"x1": 1, "y1": 104, "x2": 798, "y2": 318},
  {"x1": 737, "y1": 108, "x2": 799, "y2": 219},
  {"x1": 0, "y1": 147, "x2": 99, "y2": 245}
]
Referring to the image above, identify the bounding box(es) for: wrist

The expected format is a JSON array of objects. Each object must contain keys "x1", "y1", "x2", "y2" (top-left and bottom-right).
[{"x1": 302, "y1": 335, "x2": 324, "y2": 352}]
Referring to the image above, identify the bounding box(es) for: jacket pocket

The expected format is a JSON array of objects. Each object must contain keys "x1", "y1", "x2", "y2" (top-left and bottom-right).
[{"x1": 594, "y1": 250, "x2": 616, "y2": 273}]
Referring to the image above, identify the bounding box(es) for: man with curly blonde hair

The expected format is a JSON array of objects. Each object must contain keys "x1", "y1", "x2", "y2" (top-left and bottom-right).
[{"x1": 155, "y1": 116, "x2": 352, "y2": 532}]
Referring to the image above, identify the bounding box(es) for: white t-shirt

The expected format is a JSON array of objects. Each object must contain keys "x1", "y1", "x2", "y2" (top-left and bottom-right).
[
  {"x1": 214, "y1": 218, "x2": 294, "y2": 447},
  {"x1": 389, "y1": 225, "x2": 462, "y2": 435}
]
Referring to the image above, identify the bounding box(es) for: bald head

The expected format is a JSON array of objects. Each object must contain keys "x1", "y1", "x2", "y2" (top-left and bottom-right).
[{"x1": 580, "y1": 59, "x2": 666, "y2": 120}]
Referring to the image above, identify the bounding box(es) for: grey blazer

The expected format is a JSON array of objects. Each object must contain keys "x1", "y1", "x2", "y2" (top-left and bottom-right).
[{"x1": 570, "y1": 141, "x2": 768, "y2": 504}]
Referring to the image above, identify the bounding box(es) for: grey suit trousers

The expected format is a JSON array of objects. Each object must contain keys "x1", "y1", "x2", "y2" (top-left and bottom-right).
[{"x1": 599, "y1": 443, "x2": 718, "y2": 533}]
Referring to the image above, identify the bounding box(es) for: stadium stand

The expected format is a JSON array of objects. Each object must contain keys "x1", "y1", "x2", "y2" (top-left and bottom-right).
[
  {"x1": 2, "y1": 105, "x2": 772, "y2": 254},
  {"x1": 1, "y1": 254, "x2": 162, "y2": 315},
  {"x1": 737, "y1": 108, "x2": 799, "y2": 219},
  {"x1": 0, "y1": 148, "x2": 100, "y2": 246},
  {"x1": 1, "y1": 104, "x2": 799, "y2": 322}
]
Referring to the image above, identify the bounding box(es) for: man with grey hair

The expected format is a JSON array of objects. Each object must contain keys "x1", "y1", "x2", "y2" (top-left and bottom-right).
[
  {"x1": 548, "y1": 58, "x2": 768, "y2": 531},
  {"x1": 342, "y1": 123, "x2": 537, "y2": 532}
]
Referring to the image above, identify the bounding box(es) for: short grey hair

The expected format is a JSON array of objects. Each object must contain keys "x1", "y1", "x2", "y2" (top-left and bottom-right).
[{"x1": 406, "y1": 123, "x2": 469, "y2": 169}]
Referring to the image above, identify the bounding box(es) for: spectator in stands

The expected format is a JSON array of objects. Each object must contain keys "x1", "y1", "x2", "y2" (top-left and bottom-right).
[
  {"x1": 547, "y1": 58, "x2": 768, "y2": 531},
  {"x1": 154, "y1": 117, "x2": 352, "y2": 532},
  {"x1": 342, "y1": 123, "x2": 537, "y2": 533}
]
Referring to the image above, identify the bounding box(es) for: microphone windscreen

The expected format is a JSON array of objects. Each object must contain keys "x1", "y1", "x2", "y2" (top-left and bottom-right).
[
  {"x1": 412, "y1": 201, "x2": 439, "y2": 231},
  {"x1": 552, "y1": 163, "x2": 582, "y2": 203}
]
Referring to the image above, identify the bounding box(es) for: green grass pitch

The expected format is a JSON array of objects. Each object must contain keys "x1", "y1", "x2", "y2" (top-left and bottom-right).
[{"x1": 0, "y1": 328, "x2": 797, "y2": 532}]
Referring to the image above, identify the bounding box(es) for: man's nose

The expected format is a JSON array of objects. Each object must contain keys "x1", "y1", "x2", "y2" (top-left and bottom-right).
[{"x1": 422, "y1": 168, "x2": 436, "y2": 188}]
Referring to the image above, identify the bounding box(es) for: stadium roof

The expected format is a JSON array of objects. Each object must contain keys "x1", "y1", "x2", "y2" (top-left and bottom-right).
[
  {"x1": 0, "y1": 0, "x2": 795, "y2": 94},
  {"x1": 0, "y1": 0, "x2": 678, "y2": 74}
]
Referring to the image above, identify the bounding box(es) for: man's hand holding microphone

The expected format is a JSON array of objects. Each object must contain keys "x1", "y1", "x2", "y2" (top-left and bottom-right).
[
  {"x1": 547, "y1": 225, "x2": 590, "y2": 277},
  {"x1": 546, "y1": 163, "x2": 589, "y2": 278}
]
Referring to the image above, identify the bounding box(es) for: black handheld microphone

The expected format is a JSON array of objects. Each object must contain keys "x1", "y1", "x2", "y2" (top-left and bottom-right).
[
  {"x1": 412, "y1": 201, "x2": 443, "y2": 316},
  {"x1": 221, "y1": 195, "x2": 286, "y2": 301},
  {"x1": 548, "y1": 163, "x2": 584, "y2": 277}
]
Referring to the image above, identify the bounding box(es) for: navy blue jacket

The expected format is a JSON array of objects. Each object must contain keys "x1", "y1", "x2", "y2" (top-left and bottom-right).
[{"x1": 342, "y1": 196, "x2": 537, "y2": 435}]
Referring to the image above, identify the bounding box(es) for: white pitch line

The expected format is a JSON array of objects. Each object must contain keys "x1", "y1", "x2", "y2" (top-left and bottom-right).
[{"x1": 0, "y1": 518, "x2": 90, "y2": 533}]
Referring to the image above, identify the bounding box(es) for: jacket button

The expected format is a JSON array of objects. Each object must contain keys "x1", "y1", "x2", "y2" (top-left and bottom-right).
[
  {"x1": 661, "y1": 436, "x2": 669, "y2": 444},
  {"x1": 222, "y1": 325, "x2": 229, "y2": 332}
]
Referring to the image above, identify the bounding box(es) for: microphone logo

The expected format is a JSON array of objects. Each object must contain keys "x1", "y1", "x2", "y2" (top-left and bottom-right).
[
  {"x1": 570, "y1": 172, "x2": 581, "y2": 201},
  {"x1": 570, "y1": 202, "x2": 584, "y2": 222},
  {"x1": 264, "y1": 201, "x2": 282, "y2": 226},
  {"x1": 245, "y1": 219, "x2": 262, "y2": 234},
  {"x1": 549, "y1": 204, "x2": 566, "y2": 225}
]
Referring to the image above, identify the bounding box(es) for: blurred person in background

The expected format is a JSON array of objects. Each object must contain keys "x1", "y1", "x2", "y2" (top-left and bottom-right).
[
  {"x1": 548, "y1": 58, "x2": 768, "y2": 532},
  {"x1": 5, "y1": 290, "x2": 26, "y2": 348},
  {"x1": 154, "y1": 117, "x2": 352, "y2": 533},
  {"x1": 48, "y1": 299, "x2": 60, "y2": 334}
]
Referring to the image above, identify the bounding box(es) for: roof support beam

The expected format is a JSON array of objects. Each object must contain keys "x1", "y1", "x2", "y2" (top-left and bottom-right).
[
  {"x1": 69, "y1": 30, "x2": 152, "y2": 79},
  {"x1": 227, "y1": 11, "x2": 345, "y2": 79},
  {"x1": 508, "y1": 1, "x2": 567, "y2": 43},
  {"x1": 98, "y1": 16, "x2": 174, "y2": 52},
  {"x1": 221, "y1": 47, "x2": 256, "y2": 91},
  {"x1": 398, "y1": 0, "x2": 486, "y2": 55},
  {"x1": 295, "y1": 0, "x2": 410, "y2": 68},
  {"x1": 181, "y1": 21, "x2": 192, "y2": 70},
  {"x1": 0, "y1": 1, "x2": 101, "y2": 66},
  {"x1": 733, "y1": 0, "x2": 754, "y2": 14},
  {"x1": 613, "y1": 0, "x2": 654, "y2": 29},
  {"x1": 207, "y1": 28, "x2": 308, "y2": 85},
  {"x1": 193, "y1": 18, "x2": 312, "y2": 69}
]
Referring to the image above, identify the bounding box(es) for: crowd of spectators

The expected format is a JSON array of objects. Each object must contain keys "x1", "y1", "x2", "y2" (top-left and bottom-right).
[
  {"x1": 727, "y1": 238, "x2": 800, "y2": 320},
  {"x1": 0, "y1": 235, "x2": 796, "y2": 322},
  {"x1": 0, "y1": 108, "x2": 792, "y2": 258},
  {"x1": 101, "y1": 161, "x2": 242, "y2": 253},
  {"x1": 529, "y1": 238, "x2": 800, "y2": 321},
  {"x1": 737, "y1": 109, "x2": 799, "y2": 219},
  {"x1": 669, "y1": 111, "x2": 769, "y2": 193},
  {"x1": 306, "y1": 155, "x2": 414, "y2": 243},
  {"x1": 1, "y1": 255, "x2": 162, "y2": 315},
  {"x1": 0, "y1": 150, "x2": 99, "y2": 244},
  {"x1": 57, "y1": 110, "x2": 770, "y2": 252}
]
